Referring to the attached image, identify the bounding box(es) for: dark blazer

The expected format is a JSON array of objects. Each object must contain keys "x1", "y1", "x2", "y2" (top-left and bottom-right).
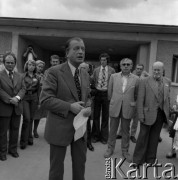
[
  {"x1": 40, "y1": 62, "x2": 90, "y2": 146},
  {"x1": 137, "y1": 76, "x2": 171, "y2": 125},
  {"x1": 0, "y1": 69, "x2": 26, "y2": 117}
]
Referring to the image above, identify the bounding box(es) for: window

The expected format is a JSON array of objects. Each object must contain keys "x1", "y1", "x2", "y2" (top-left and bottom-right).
[{"x1": 172, "y1": 55, "x2": 178, "y2": 83}]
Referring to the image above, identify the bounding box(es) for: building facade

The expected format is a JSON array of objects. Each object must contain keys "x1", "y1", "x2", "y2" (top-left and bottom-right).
[{"x1": 0, "y1": 17, "x2": 178, "y2": 104}]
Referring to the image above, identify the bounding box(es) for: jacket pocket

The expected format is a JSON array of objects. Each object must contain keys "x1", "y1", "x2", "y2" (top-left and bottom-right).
[
  {"x1": 130, "y1": 102, "x2": 136, "y2": 107},
  {"x1": 143, "y1": 107, "x2": 149, "y2": 111}
]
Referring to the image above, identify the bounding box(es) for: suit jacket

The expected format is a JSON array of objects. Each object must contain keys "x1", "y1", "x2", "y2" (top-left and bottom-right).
[
  {"x1": 40, "y1": 62, "x2": 90, "y2": 146},
  {"x1": 0, "y1": 69, "x2": 26, "y2": 117},
  {"x1": 92, "y1": 65, "x2": 115, "y2": 89},
  {"x1": 137, "y1": 76, "x2": 171, "y2": 125},
  {"x1": 108, "y1": 72, "x2": 139, "y2": 119}
]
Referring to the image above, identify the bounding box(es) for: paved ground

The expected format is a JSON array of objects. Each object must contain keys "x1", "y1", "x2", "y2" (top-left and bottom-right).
[{"x1": 0, "y1": 118, "x2": 178, "y2": 180}]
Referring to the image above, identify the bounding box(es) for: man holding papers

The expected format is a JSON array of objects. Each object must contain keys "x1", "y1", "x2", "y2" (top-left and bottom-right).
[{"x1": 40, "y1": 37, "x2": 91, "y2": 180}]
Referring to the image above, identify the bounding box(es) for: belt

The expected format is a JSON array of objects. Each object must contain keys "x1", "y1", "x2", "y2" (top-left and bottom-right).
[
  {"x1": 96, "y1": 89, "x2": 107, "y2": 94},
  {"x1": 25, "y1": 90, "x2": 37, "y2": 95}
]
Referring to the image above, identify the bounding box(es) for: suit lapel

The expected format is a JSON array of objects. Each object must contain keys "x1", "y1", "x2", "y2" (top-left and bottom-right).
[
  {"x1": 124, "y1": 75, "x2": 133, "y2": 92},
  {"x1": 80, "y1": 69, "x2": 88, "y2": 104},
  {"x1": 95, "y1": 67, "x2": 100, "y2": 83},
  {"x1": 117, "y1": 73, "x2": 124, "y2": 93},
  {"x1": 163, "y1": 78, "x2": 169, "y2": 101},
  {"x1": 13, "y1": 72, "x2": 18, "y2": 88},
  {"x1": 2, "y1": 70, "x2": 14, "y2": 88},
  {"x1": 61, "y1": 63, "x2": 79, "y2": 101},
  {"x1": 148, "y1": 77, "x2": 158, "y2": 99}
]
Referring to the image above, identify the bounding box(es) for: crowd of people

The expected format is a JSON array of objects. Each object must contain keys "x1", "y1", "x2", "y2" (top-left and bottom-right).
[{"x1": 0, "y1": 36, "x2": 177, "y2": 180}]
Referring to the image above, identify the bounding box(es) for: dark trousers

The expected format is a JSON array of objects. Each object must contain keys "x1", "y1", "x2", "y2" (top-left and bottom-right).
[
  {"x1": 49, "y1": 138, "x2": 87, "y2": 180},
  {"x1": 0, "y1": 110, "x2": 21, "y2": 156},
  {"x1": 133, "y1": 108, "x2": 166, "y2": 164},
  {"x1": 92, "y1": 90, "x2": 109, "y2": 141},
  {"x1": 20, "y1": 94, "x2": 38, "y2": 146},
  {"x1": 87, "y1": 116, "x2": 92, "y2": 144}
]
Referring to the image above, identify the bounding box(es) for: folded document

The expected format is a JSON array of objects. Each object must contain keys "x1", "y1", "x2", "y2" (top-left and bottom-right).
[{"x1": 73, "y1": 107, "x2": 91, "y2": 141}]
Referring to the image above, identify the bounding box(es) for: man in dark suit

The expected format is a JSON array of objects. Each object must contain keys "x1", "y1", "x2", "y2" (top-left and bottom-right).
[
  {"x1": 133, "y1": 61, "x2": 171, "y2": 166},
  {"x1": 0, "y1": 52, "x2": 26, "y2": 161},
  {"x1": 91, "y1": 53, "x2": 115, "y2": 144},
  {"x1": 40, "y1": 37, "x2": 91, "y2": 180}
]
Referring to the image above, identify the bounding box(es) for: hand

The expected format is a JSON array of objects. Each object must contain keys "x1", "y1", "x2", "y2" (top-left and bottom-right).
[
  {"x1": 139, "y1": 118, "x2": 145, "y2": 123},
  {"x1": 70, "y1": 101, "x2": 85, "y2": 115},
  {"x1": 9, "y1": 97, "x2": 19, "y2": 106},
  {"x1": 83, "y1": 107, "x2": 91, "y2": 117},
  {"x1": 38, "y1": 104, "x2": 41, "y2": 109}
]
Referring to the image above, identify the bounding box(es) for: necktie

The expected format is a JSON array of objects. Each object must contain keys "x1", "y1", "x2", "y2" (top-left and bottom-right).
[
  {"x1": 100, "y1": 68, "x2": 106, "y2": 88},
  {"x1": 9, "y1": 71, "x2": 13, "y2": 85},
  {"x1": 74, "y1": 68, "x2": 81, "y2": 101}
]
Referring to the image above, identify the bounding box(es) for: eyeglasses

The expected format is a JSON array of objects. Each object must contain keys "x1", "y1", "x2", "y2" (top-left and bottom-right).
[{"x1": 122, "y1": 63, "x2": 131, "y2": 66}]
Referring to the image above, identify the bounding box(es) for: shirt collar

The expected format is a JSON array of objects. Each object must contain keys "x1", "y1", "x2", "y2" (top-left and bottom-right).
[
  {"x1": 68, "y1": 61, "x2": 77, "y2": 77},
  {"x1": 121, "y1": 72, "x2": 131, "y2": 77},
  {"x1": 5, "y1": 68, "x2": 14, "y2": 75},
  {"x1": 100, "y1": 65, "x2": 108, "y2": 71}
]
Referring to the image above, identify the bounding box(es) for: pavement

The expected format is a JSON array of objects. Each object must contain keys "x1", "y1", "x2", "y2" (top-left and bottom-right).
[{"x1": 0, "y1": 118, "x2": 178, "y2": 180}]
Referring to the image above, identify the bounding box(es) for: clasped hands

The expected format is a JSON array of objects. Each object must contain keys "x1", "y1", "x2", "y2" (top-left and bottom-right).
[
  {"x1": 70, "y1": 101, "x2": 91, "y2": 117},
  {"x1": 9, "y1": 97, "x2": 19, "y2": 106}
]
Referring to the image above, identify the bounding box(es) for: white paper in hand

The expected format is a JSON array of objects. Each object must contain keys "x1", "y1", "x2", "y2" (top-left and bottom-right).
[
  {"x1": 173, "y1": 117, "x2": 178, "y2": 130},
  {"x1": 73, "y1": 108, "x2": 90, "y2": 141}
]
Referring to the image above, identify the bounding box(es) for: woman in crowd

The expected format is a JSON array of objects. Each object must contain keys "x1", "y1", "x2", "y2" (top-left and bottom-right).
[
  {"x1": 20, "y1": 59, "x2": 40, "y2": 149},
  {"x1": 166, "y1": 104, "x2": 178, "y2": 158},
  {"x1": 33, "y1": 60, "x2": 46, "y2": 138}
]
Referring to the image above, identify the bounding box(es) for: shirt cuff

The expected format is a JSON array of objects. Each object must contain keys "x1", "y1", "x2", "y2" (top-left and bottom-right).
[{"x1": 15, "y1": 96, "x2": 21, "y2": 101}]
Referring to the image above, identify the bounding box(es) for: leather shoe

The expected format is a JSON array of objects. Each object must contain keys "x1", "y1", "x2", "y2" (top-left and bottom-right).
[
  {"x1": 8, "y1": 152, "x2": 19, "y2": 158},
  {"x1": 100, "y1": 139, "x2": 107, "y2": 144},
  {"x1": 130, "y1": 136, "x2": 137, "y2": 143},
  {"x1": 104, "y1": 148, "x2": 113, "y2": 158},
  {"x1": 116, "y1": 135, "x2": 122, "y2": 139},
  {"x1": 0, "y1": 155, "x2": 7, "y2": 161},
  {"x1": 34, "y1": 132, "x2": 39, "y2": 138},
  {"x1": 122, "y1": 152, "x2": 132, "y2": 163},
  {"x1": 166, "y1": 152, "x2": 176, "y2": 159},
  {"x1": 20, "y1": 145, "x2": 26, "y2": 150},
  {"x1": 87, "y1": 143, "x2": 94, "y2": 151},
  {"x1": 28, "y1": 141, "x2": 33, "y2": 145}
]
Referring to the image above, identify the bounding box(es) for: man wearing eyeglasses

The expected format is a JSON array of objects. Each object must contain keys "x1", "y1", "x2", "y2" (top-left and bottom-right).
[{"x1": 104, "y1": 58, "x2": 139, "y2": 163}]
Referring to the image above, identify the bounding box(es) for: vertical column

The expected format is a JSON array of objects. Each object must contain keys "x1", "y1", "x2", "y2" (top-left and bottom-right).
[
  {"x1": 136, "y1": 44, "x2": 149, "y2": 71},
  {"x1": 11, "y1": 33, "x2": 19, "y2": 71},
  {"x1": 148, "y1": 40, "x2": 158, "y2": 74}
]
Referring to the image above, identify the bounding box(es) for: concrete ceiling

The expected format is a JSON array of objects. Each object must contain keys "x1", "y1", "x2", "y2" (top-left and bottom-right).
[{"x1": 22, "y1": 35, "x2": 149, "y2": 57}]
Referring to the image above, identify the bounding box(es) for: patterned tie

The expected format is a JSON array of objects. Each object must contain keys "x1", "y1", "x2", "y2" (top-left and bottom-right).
[
  {"x1": 100, "y1": 67, "x2": 106, "y2": 88},
  {"x1": 9, "y1": 71, "x2": 14, "y2": 86},
  {"x1": 74, "y1": 68, "x2": 81, "y2": 101}
]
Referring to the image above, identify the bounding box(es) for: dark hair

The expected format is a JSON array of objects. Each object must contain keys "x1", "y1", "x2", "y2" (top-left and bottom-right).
[
  {"x1": 24, "y1": 59, "x2": 37, "y2": 73},
  {"x1": 50, "y1": 55, "x2": 60, "y2": 61},
  {"x1": 65, "y1": 37, "x2": 84, "y2": 52},
  {"x1": 3, "y1": 52, "x2": 17, "y2": 64},
  {"x1": 99, "y1": 53, "x2": 110, "y2": 63},
  {"x1": 136, "y1": 63, "x2": 144, "y2": 69}
]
